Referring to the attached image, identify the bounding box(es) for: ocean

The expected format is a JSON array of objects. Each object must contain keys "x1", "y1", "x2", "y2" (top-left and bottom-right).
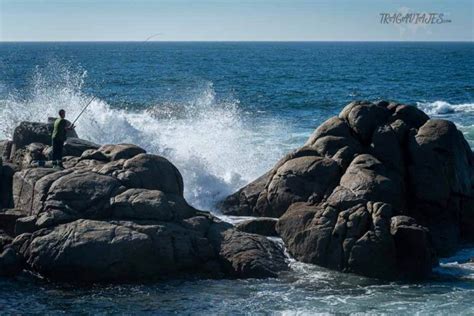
[{"x1": 0, "y1": 42, "x2": 473, "y2": 314}]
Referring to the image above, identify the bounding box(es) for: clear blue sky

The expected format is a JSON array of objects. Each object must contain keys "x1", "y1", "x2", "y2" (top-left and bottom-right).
[{"x1": 0, "y1": 0, "x2": 472, "y2": 41}]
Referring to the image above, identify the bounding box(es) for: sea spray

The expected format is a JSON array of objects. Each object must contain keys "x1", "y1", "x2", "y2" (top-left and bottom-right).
[{"x1": 0, "y1": 64, "x2": 291, "y2": 211}]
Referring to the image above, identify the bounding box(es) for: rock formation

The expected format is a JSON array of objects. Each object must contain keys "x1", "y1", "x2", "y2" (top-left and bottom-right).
[
  {"x1": 221, "y1": 101, "x2": 474, "y2": 280},
  {"x1": 0, "y1": 121, "x2": 288, "y2": 281}
]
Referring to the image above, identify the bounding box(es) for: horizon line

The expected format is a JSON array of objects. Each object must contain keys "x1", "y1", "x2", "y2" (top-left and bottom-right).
[{"x1": 1, "y1": 40, "x2": 473, "y2": 43}]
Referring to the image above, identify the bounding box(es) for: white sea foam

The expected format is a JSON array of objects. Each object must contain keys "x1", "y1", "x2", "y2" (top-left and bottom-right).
[
  {"x1": 435, "y1": 247, "x2": 474, "y2": 280},
  {"x1": 417, "y1": 100, "x2": 474, "y2": 116},
  {"x1": 0, "y1": 64, "x2": 290, "y2": 211}
]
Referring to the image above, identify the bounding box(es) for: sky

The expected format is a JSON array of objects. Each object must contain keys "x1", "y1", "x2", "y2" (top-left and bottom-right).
[{"x1": 0, "y1": 0, "x2": 473, "y2": 41}]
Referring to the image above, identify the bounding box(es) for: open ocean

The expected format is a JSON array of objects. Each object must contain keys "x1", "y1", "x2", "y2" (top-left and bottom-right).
[{"x1": 0, "y1": 42, "x2": 473, "y2": 314}]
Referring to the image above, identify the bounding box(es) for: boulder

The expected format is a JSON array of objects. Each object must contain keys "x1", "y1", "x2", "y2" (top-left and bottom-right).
[
  {"x1": 221, "y1": 100, "x2": 474, "y2": 280},
  {"x1": 339, "y1": 101, "x2": 391, "y2": 144},
  {"x1": 2, "y1": 126, "x2": 288, "y2": 282},
  {"x1": 110, "y1": 188, "x2": 196, "y2": 221},
  {"x1": 13, "y1": 168, "x2": 125, "y2": 224},
  {"x1": 80, "y1": 149, "x2": 108, "y2": 161},
  {"x1": 339, "y1": 154, "x2": 405, "y2": 211},
  {"x1": 408, "y1": 119, "x2": 474, "y2": 255},
  {"x1": 221, "y1": 152, "x2": 341, "y2": 218},
  {"x1": 235, "y1": 217, "x2": 278, "y2": 236},
  {"x1": 14, "y1": 215, "x2": 288, "y2": 282},
  {"x1": 99, "y1": 144, "x2": 146, "y2": 161},
  {"x1": 12, "y1": 122, "x2": 52, "y2": 153},
  {"x1": 276, "y1": 202, "x2": 433, "y2": 280},
  {"x1": 259, "y1": 155, "x2": 341, "y2": 217},
  {"x1": 63, "y1": 138, "x2": 100, "y2": 157},
  {"x1": 95, "y1": 153, "x2": 184, "y2": 195},
  {"x1": 209, "y1": 224, "x2": 288, "y2": 278},
  {"x1": 18, "y1": 219, "x2": 215, "y2": 281},
  {"x1": 11, "y1": 121, "x2": 77, "y2": 157},
  {"x1": 217, "y1": 171, "x2": 271, "y2": 216},
  {"x1": 13, "y1": 168, "x2": 57, "y2": 214}
]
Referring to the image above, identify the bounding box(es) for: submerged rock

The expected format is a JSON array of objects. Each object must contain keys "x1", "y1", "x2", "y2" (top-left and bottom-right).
[{"x1": 221, "y1": 100, "x2": 474, "y2": 280}]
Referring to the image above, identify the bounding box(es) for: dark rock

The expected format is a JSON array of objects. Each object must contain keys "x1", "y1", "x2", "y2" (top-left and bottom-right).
[
  {"x1": 11, "y1": 121, "x2": 77, "y2": 158},
  {"x1": 110, "y1": 188, "x2": 196, "y2": 221},
  {"x1": 339, "y1": 154, "x2": 405, "y2": 211},
  {"x1": 0, "y1": 210, "x2": 24, "y2": 235},
  {"x1": 277, "y1": 202, "x2": 433, "y2": 280},
  {"x1": 222, "y1": 100, "x2": 473, "y2": 280},
  {"x1": 0, "y1": 162, "x2": 18, "y2": 208},
  {"x1": 390, "y1": 104, "x2": 429, "y2": 129},
  {"x1": 0, "y1": 140, "x2": 13, "y2": 161},
  {"x1": 0, "y1": 232, "x2": 12, "y2": 251},
  {"x1": 236, "y1": 217, "x2": 278, "y2": 236},
  {"x1": 5, "y1": 126, "x2": 288, "y2": 282},
  {"x1": 19, "y1": 219, "x2": 216, "y2": 281},
  {"x1": 259, "y1": 155, "x2": 341, "y2": 217},
  {"x1": 213, "y1": 228, "x2": 288, "y2": 278},
  {"x1": 80, "y1": 149, "x2": 108, "y2": 161},
  {"x1": 218, "y1": 171, "x2": 271, "y2": 216},
  {"x1": 15, "y1": 216, "x2": 37, "y2": 235},
  {"x1": 16, "y1": 217, "x2": 288, "y2": 282},
  {"x1": 12, "y1": 168, "x2": 57, "y2": 214},
  {"x1": 99, "y1": 144, "x2": 146, "y2": 161},
  {"x1": 95, "y1": 153, "x2": 184, "y2": 195},
  {"x1": 390, "y1": 216, "x2": 434, "y2": 279},
  {"x1": 408, "y1": 119, "x2": 474, "y2": 255},
  {"x1": 63, "y1": 138, "x2": 100, "y2": 157},
  {"x1": 12, "y1": 122, "x2": 52, "y2": 154},
  {"x1": 0, "y1": 247, "x2": 23, "y2": 276},
  {"x1": 339, "y1": 101, "x2": 391, "y2": 144}
]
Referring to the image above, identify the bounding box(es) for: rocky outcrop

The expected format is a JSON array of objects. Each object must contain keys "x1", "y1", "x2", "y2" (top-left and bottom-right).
[
  {"x1": 0, "y1": 121, "x2": 288, "y2": 282},
  {"x1": 221, "y1": 100, "x2": 474, "y2": 280},
  {"x1": 10, "y1": 121, "x2": 78, "y2": 159},
  {"x1": 236, "y1": 217, "x2": 278, "y2": 236}
]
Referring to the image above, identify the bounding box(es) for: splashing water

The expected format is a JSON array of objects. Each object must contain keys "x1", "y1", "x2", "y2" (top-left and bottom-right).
[
  {"x1": 0, "y1": 64, "x2": 290, "y2": 210},
  {"x1": 417, "y1": 100, "x2": 474, "y2": 116}
]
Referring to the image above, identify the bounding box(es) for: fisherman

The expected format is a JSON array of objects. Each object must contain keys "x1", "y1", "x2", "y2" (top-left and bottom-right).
[{"x1": 51, "y1": 109, "x2": 75, "y2": 168}]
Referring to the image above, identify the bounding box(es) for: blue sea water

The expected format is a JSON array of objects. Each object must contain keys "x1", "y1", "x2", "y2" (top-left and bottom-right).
[{"x1": 0, "y1": 42, "x2": 473, "y2": 314}]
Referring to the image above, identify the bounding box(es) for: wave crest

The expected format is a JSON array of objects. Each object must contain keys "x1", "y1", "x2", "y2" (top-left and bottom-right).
[{"x1": 417, "y1": 100, "x2": 474, "y2": 116}]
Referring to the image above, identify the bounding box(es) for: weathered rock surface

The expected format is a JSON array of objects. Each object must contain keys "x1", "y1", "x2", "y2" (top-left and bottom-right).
[
  {"x1": 0, "y1": 121, "x2": 288, "y2": 282},
  {"x1": 63, "y1": 138, "x2": 100, "y2": 157},
  {"x1": 236, "y1": 217, "x2": 278, "y2": 236},
  {"x1": 221, "y1": 100, "x2": 474, "y2": 280},
  {"x1": 11, "y1": 121, "x2": 77, "y2": 158}
]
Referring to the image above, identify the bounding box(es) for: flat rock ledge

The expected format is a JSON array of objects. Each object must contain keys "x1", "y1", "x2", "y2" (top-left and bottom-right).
[
  {"x1": 220, "y1": 100, "x2": 474, "y2": 280},
  {"x1": 0, "y1": 121, "x2": 288, "y2": 282}
]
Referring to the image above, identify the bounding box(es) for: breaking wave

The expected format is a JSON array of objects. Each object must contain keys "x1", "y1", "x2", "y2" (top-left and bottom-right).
[
  {"x1": 0, "y1": 64, "x2": 290, "y2": 210},
  {"x1": 417, "y1": 100, "x2": 474, "y2": 116}
]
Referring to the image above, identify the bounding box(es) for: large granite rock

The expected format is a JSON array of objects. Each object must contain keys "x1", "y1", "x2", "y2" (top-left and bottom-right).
[
  {"x1": 221, "y1": 100, "x2": 474, "y2": 280},
  {"x1": 11, "y1": 121, "x2": 78, "y2": 158},
  {"x1": 0, "y1": 123, "x2": 288, "y2": 282},
  {"x1": 236, "y1": 217, "x2": 278, "y2": 236}
]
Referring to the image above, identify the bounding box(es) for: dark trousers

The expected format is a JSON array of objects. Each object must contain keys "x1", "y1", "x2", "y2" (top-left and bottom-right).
[{"x1": 52, "y1": 138, "x2": 64, "y2": 163}]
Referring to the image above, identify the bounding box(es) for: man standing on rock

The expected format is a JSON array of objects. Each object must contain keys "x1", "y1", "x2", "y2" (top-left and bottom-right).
[{"x1": 52, "y1": 109, "x2": 75, "y2": 168}]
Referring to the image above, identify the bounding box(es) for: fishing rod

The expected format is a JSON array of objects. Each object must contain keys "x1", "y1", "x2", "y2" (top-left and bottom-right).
[{"x1": 71, "y1": 95, "x2": 96, "y2": 126}]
